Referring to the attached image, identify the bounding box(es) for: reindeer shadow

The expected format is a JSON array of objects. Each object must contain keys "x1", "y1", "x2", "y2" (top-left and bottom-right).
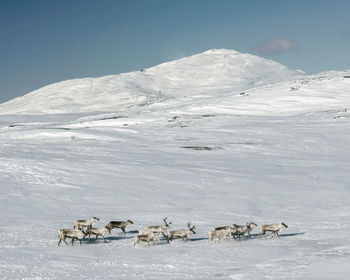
[
  {"x1": 110, "y1": 230, "x2": 138, "y2": 235},
  {"x1": 162, "y1": 237, "x2": 208, "y2": 244},
  {"x1": 186, "y1": 237, "x2": 209, "y2": 242},
  {"x1": 83, "y1": 238, "x2": 112, "y2": 244},
  {"x1": 127, "y1": 230, "x2": 139, "y2": 234},
  {"x1": 82, "y1": 235, "x2": 134, "y2": 244},
  {"x1": 279, "y1": 232, "x2": 305, "y2": 237},
  {"x1": 106, "y1": 235, "x2": 134, "y2": 241},
  {"x1": 242, "y1": 232, "x2": 305, "y2": 240}
]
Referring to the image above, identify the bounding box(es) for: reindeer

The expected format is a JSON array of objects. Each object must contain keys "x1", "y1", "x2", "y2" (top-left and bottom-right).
[
  {"x1": 209, "y1": 227, "x2": 232, "y2": 242},
  {"x1": 74, "y1": 217, "x2": 99, "y2": 229},
  {"x1": 232, "y1": 221, "x2": 258, "y2": 239},
  {"x1": 58, "y1": 228, "x2": 87, "y2": 246},
  {"x1": 86, "y1": 226, "x2": 111, "y2": 242},
  {"x1": 107, "y1": 220, "x2": 134, "y2": 234},
  {"x1": 258, "y1": 222, "x2": 288, "y2": 239},
  {"x1": 167, "y1": 222, "x2": 196, "y2": 242},
  {"x1": 139, "y1": 217, "x2": 172, "y2": 241},
  {"x1": 133, "y1": 231, "x2": 158, "y2": 247},
  {"x1": 215, "y1": 225, "x2": 232, "y2": 231}
]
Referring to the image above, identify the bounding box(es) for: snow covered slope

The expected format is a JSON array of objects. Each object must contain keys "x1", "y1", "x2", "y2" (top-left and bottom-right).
[
  {"x1": 0, "y1": 49, "x2": 300, "y2": 115},
  {"x1": 0, "y1": 50, "x2": 350, "y2": 279}
]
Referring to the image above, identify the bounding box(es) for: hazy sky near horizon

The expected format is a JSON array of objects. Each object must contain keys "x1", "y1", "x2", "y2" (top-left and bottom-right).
[{"x1": 0, "y1": 0, "x2": 349, "y2": 103}]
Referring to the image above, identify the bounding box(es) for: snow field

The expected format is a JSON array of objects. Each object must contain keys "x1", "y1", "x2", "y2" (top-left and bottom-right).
[
  {"x1": 1, "y1": 108, "x2": 350, "y2": 279},
  {"x1": 0, "y1": 50, "x2": 349, "y2": 279}
]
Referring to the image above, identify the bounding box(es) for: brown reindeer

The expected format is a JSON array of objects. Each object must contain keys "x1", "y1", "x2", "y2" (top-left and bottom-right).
[{"x1": 107, "y1": 220, "x2": 134, "y2": 234}]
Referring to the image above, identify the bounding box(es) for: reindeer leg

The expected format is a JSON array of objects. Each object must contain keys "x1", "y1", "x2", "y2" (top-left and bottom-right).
[
  {"x1": 261, "y1": 230, "x2": 267, "y2": 239},
  {"x1": 102, "y1": 235, "x2": 107, "y2": 243},
  {"x1": 259, "y1": 230, "x2": 266, "y2": 239},
  {"x1": 121, "y1": 227, "x2": 126, "y2": 234},
  {"x1": 63, "y1": 237, "x2": 69, "y2": 246}
]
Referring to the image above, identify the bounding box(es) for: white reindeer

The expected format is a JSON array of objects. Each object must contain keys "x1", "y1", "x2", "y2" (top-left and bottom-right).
[
  {"x1": 167, "y1": 222, "x2": 196, "y2": 242},
  {"x1": 139, "y1": 217, "x2": 171, "y2": 241},
  {"x1": 258, "y1": 222, "x2": 288, "y2": 239},
  {"x1": 107, "y1": 220, "x2": 134, "y2": 234},
  {"x1": 74, "y1": 217, "x2": 99, "y2": 229},
  {"x1": 86, "y1": 226, "x2": 111, "y2": 242},
  {"x1": 133, "y1": 231, "x2": 158, "y2": 247},
  {"x1": 58, "y1": 228, "x2": 87, "y2": 246},
  {"x1": 232, "y1": 221, "x2": 258, "y2": 239},
  {"x1": 209, "y1": 227, "x2": 232, "y2": 242}
]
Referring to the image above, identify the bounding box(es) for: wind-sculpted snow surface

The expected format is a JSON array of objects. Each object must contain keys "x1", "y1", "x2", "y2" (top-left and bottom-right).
[{"x1": 0, "y1": 51, "x2": 350, "y2": 279}]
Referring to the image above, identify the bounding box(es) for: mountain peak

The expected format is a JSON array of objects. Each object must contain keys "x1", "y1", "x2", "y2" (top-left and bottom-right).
[
  {"x1": 202, "y1": 48, "x2": 241, "y2": 55},
  {"x1": 0, "y1": 49, "x2": 301, "y2": 115}
]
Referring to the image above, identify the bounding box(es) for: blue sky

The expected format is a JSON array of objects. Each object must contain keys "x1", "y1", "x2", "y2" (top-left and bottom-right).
[{"x1": 0, "y1": 0, "x2": 349, "y2": 103}]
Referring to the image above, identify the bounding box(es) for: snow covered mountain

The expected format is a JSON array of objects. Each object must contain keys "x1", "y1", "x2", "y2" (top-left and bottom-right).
[
  {"x1": 1, "y1": 50, "x2": 350, "y2": 279},
  {"x1": 0, "y1": 49, "x2": 301, "y2": 115}
]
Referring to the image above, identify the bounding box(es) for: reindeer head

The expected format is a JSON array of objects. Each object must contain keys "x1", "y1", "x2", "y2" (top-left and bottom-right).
[
  {"x1": 127, "y1": 220, "x2": 134, "y2": 225},
  {"x1": 248, "y1": 221, "x2": 257, "y2": 228},
  {"x1": 105, "y1": 225, "x2": 112, "y2": 234},
  {"x1": 187, "y1": 222, "x2": 196, "y2": 234},
  {"x1": 78, "y1": 228, "x2": 88, "y2": 239},
  {"x1": 281, "y1": 222, "x2": 288, "y2": 228},
  {"x1": 163, "y1": 217, "x2": 172, "y2": 229},
  {"x1": 230, "y1": 226, "x2": 237, "y2": 235},
  {"x1": 92, "y1": 217, "x2": 100, "y2": 222}
]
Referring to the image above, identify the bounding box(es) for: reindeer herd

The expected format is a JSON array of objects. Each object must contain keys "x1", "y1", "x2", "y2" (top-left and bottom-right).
[{"x1": 58, "y1": 217, "x2": 288, "y2": 247}]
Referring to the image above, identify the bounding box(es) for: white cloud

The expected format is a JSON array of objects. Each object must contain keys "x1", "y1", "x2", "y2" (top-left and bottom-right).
[{"x1": 253, "y1": 38, "x2": 297, "y2": 55}]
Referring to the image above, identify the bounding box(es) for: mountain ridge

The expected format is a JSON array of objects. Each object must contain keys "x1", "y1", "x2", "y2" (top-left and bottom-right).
[{"x1": 0, "y1": 49, "x2": 301, "y2": 115}]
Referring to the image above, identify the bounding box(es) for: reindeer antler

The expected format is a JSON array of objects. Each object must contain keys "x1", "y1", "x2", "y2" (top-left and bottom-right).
[
  {"x1": 163, "y1": 217, "x2": 171, "y2": 226},
  {"x1": 187, "y1": 221, "x2": 196, "y2": 230}
]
